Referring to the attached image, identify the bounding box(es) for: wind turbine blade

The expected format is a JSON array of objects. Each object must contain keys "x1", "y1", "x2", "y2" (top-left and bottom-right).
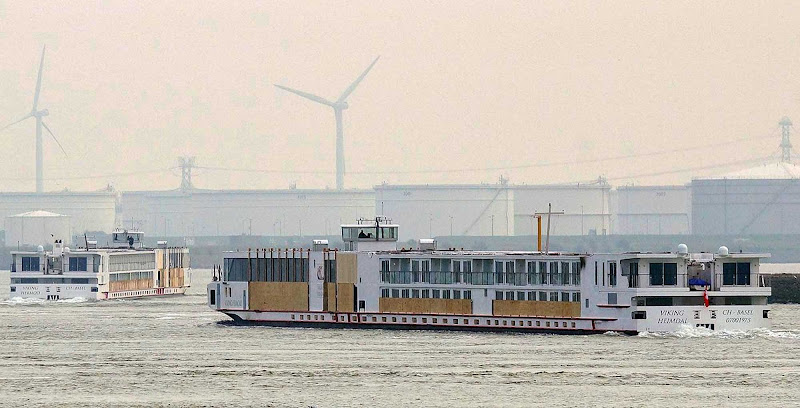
[
  {"x1": 41, "y1": 121, "x2": 68, "y2": 157},
  {"x1": 32, "y1": 45, "x2": 46, "y2": 112},
  {"x1": 336, "y1": 56, "x2": 380, "y2": 104},
  {"x1": 0, "y1": 114, "x2": 32, "y2": 132},
  {"x1": 274, "y1": 84, "x2": 335, "y2": 107}
]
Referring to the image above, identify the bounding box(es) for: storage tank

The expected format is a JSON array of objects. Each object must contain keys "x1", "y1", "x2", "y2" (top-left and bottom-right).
[
  {"x1": 692, "y1": 162, "x2": 800, "y2": 235},
  {"x1": 5, "y1": 210, "x2": 72, "y2": 246},
  {"x1": 613, "y1": 185, "x2": 691, "y2": 235}
]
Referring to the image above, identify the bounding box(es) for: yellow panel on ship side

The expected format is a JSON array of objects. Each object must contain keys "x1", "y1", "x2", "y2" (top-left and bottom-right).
[
  {"x1": 379, "y1": 298, "x2": 472, "y2": 315},
  {"x1": 336, "y1": 283, "x2": 355, "y2": 312},
  {"x1": 336, "y1": 253, "x2": 358, "y2": 284},
  {"x1": 109, "y1": 279, "x2": 154, "y2": 293},
  {"x1": 324, "y1": 282, "x2": 336, "y2": 311},
  {"x1": 492, "y1": 300, "x2": 581, "y2": 318},
  {"x1": 248, "y1": 282, "x2": 309, "y2": 311}
]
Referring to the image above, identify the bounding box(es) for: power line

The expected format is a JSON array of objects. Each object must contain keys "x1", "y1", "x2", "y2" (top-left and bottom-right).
[
  {"x1": 0, "y1": 168, "x2": 171, "y2": 181},
  {"x1": 593, "y1": 155, "x2": 777, "y2": 183},
  {"x1": 195, "y1": 128, "x2": 779, "y2": 176}
]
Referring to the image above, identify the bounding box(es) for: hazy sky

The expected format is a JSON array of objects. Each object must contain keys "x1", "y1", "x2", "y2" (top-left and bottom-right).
[{"x1": 1, "y1": 1, "x2": 799, "y2": 192}]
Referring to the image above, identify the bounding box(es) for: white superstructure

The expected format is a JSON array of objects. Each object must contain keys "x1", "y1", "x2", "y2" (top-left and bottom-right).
[
  {"x1": 10, "y1": 230, "x2": 190, "y2": 300},
  {"x1": 207, "y1": 218, "x2": 771, "y2": 334}
]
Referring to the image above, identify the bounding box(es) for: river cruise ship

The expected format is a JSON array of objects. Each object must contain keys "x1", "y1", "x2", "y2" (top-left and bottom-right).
[
  {"x1": 10, "y1": 230, "x2": 190, "y2": 300},
  {"x1": 207, "y1": 217, "x2": 771, "y2": 334}
]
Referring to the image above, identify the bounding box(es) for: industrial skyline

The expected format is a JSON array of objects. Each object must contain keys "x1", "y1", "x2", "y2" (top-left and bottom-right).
[{"x1": 0, "y1": 2, "x2": 799, "y2": 193}]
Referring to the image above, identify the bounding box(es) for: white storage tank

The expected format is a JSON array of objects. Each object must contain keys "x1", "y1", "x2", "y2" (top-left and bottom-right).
[
  {"x1": 612, "y1": 185, "x2": 691, "y2": 235},
  {"x1": 5, "y1": 210, "x2": 72, "y2": 247},
  {"x1": 692, "y1": 162, "x2": 800, "y2": 235}
]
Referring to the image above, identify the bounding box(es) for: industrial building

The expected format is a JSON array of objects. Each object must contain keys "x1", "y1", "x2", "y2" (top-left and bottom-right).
[
  {"x1": 691, "y1": 162, "x2": 800, "y2": 235},
  {"x1": 118, "y1": 188, "x2": 375, "y2": 237},
  {"x1": 612, "y1": 185, "x2": 691, "y2": 235}
]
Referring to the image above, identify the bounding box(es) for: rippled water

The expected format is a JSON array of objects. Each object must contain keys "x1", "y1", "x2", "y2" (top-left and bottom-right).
[{"x1": 1, "y1": 269, "x2": 799, "y2": 407}]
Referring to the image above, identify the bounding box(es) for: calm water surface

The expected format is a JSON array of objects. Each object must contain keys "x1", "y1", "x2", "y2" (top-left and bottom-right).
[{"x1": 1, "y1": 269, "x2": 799, "y2": 407}]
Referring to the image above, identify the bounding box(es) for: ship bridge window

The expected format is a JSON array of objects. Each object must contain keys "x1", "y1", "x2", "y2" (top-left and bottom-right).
[
  {"x1": 22, "y1": 256, "x2": 40, "y2": 272},
  {"x1": 649, "y1": 262, "x2": 678, "y2": 286},
  {"x1": 69, "y1": 257, "x2": 88, "y2": 272},
  {"x1": 380, "y1": 227, "x2": 397, "y2": 240},
  {"x1": 723, "y1": 263, "x2": 751, "y2": 286}
]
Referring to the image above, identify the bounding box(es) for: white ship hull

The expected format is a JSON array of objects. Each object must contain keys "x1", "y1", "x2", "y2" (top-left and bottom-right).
[
  {"x1": 218, "y1": 309, "x2": 618, "y2": 334},
  {"x1": 215, "y1": 303, "x2": 770, "y2": 334},
  {"x1": 634, "y1": 305, "x2": 770, "y2": 332},
  {"x1": 12, "y1": 283, "x2": 187, "y2": 301}
]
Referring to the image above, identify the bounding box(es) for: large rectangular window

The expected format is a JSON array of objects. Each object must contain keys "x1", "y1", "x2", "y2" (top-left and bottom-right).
[
  {"x1": 495, "y1": 261, "x2": 504, "y2": 284},
  {"x1": 549, "y1": 262, "x2": 559, "y2": 285},
  {"x1": 560, "y1": 262, "x2": 569, "y2": 285},
  {"x1": 471, "y1": 259, "x2": 494, "y2": 285},
  {"x1": 723, "y1": 262, "x2": 751, "y2": 286},
  {"x1": 527, "y1": 262, "x2": 539, "y2": 285},
  {"x1": 22, "y1": 256, "x2": 40, "y2": 272},
  {"x1": 69, "y1": 257, "x2": 88, "y2": 272},
  {"x1": 571, "y1": 262, "x2": 581, "y2": 286},
  {"x1": 649, "y1": 262, "x2": 678, "y2": 286}
]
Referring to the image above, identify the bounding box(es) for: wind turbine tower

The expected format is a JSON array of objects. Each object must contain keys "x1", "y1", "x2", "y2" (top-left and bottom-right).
[
  {"x1": 275, "y1": 56, "x2": 379, "y2": 190},
  {"x1": 0, "y1": 46, "x2": 67, "y2": 193}
]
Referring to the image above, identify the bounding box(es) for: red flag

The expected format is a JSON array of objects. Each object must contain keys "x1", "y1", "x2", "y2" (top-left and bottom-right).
[{"x1": 703, "y1": 289, "x2": 709, "y2": 308}]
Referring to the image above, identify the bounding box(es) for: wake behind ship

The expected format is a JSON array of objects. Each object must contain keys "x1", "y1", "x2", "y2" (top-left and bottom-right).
[
  {"x1": 10, "y1": 230, "x2": 189, "y2": 300},
  {"x1": 207, "y1": 217, "x2": 771, "y2": 334}
]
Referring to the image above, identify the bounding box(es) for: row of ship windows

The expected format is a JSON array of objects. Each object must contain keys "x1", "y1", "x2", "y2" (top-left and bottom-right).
[
  {"x1": 109, "y1": 289, "x2": 158, "y2": 298},
  {"x1": 379, "y1": 288, "x2": 581, "y2": 303},
  {"x1": 380, "y1": 260, "x2": 581, "y2": 286},
  {"x1": 10, "y1": 286, "x2": 98, "y2": 293},
  {"x1": 109, "y1": 271, "x2": 153, "y2": 282},
  {"x1": 290, "y1": 313, "x2": 577, "y2": 329},
  {"x1": 11, "y1": 278, "x2": 98, "y2": 284},
  {"x1": 381, "y1": 288, "x2": 473, "y2": 300},
  {"x1": 13, "y1": 256, "x2": 100, "y2": 273},
  {"x1": 223, "y1": 257, "x2": 312, "y2": 283},
  {"x1": 109, "y1": 254, "x2": 156, "y2": 272}
]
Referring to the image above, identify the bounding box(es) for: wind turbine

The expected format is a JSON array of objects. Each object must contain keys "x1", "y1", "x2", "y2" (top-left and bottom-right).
[
  {"x1": 0, "y1": 46, "x2": 67, "y2": 193},
  {"x1": 275, "y1": 56, "x2": 379, "y2": 190}
]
